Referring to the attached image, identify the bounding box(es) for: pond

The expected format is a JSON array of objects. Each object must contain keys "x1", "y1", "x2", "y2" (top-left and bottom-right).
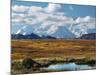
[{"x1": 44, "y1": 63, "x2": 95, "y2": 71}]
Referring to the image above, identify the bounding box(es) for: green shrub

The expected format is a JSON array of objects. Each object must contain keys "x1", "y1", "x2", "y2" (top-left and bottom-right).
[
  {"x1": 22, "y1": 58, "x2": 34, "y2": 69},
  {"x1": 12, "y1": 61, "x2": 23, "y2": 70}
]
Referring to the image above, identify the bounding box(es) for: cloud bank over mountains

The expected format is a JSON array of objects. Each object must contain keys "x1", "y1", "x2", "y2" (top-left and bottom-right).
[{"x1": 11, "y1": 3, "x2": 96, "y2": 38}]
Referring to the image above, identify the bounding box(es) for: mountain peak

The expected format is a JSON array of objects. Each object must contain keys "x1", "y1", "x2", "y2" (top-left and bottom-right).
[{"x1": 13, "y1": 24, "x2": 96, "y2": 39}]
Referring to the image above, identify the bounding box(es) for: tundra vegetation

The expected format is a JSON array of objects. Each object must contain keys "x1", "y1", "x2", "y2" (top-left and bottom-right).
[{"x1": 11, "y1": 39, "x2": 96, "y2": 74}]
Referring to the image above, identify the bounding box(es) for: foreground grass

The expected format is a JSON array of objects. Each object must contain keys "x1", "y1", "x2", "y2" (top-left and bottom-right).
[
  {"x1": 11, "y1": 39, "x2": 96, "y2": 74},
  {"x1": 12, "y1": 39, "x2": 96, "y2": 60}
]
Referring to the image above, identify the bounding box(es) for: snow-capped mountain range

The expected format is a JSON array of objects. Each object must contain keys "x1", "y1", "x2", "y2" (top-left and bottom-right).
[
  {"x1": 12, "y1": 24, "x2": 96, "y2": 39},
  {"x1": 11, "y1": 3, "x2": 96, "y2": 39}
]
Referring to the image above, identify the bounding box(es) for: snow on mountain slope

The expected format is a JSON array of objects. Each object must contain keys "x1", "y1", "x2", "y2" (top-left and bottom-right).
[
  {"x1": 12, "y1": 23, "x2": 96, "y2": 39},
  {"x1": 50, "y1": 26, "x2": 75, "y2": 38},
  {"x1": 11, "y1": 4, "x2": 96, "y2": 39},
  {"x1": 15, "y1": 25, "x2": 34, "y2": 35},
  {"x1": 14, "y1": 25, "x2": 75, "y2": 38}
]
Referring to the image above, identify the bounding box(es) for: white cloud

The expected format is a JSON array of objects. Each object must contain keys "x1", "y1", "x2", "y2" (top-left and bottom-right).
[
  {"x1": 24, "y1": 18, "x2": 37, "y2": 24},
  {"x1": 28, "y1": 6, "x2": 44, "y2": 13},
  {"x1": 35, "y1": 13, "x2": 48, "y2": 22},
  {"x1": 12, "y1": 3, "x2": 96, "y2": 37},
  {"x1": 12, "y1": 5, "x2": 29, "y2": 12},
  {"x1": 45, "y1": 3, "x2": 61, "y2": 13}
]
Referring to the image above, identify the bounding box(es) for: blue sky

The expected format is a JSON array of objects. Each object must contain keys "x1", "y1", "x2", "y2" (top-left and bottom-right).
[
  {"x1": 11, "y1": 0, "x2": 96, "y2": 37},
  {"x1": 12, "y1": 0, "x2": 96, "y2": 18}
]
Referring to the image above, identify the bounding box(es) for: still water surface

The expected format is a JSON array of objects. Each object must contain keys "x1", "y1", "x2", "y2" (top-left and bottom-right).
[{"x1": 45, "y1": 63, "x2": 95, "y2": 71}]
